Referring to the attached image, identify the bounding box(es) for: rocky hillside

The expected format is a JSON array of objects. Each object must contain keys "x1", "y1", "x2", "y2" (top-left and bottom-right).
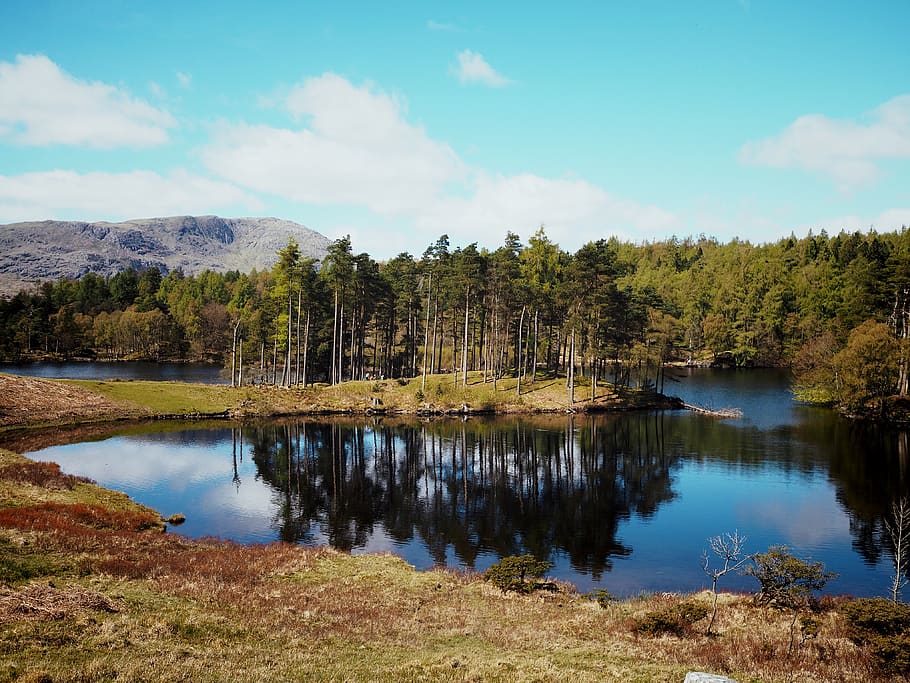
[{"x1": 0, "y1": 215, "x2": 332, "y2": 295}]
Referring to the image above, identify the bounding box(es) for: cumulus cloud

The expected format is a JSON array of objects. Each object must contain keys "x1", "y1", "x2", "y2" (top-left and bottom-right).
[
  {"x1": 201, "y1": 72, "x2": 677, "y2": 254},
  {"x1": 0, "y1": 169, "x2": 261, "y2": 223},
  {"x1": 452, "y1": 50, "x2": 511, "y2": 87},
  {"x1": 739, "y1": 94, "x2": 910, "y2": 190},
  {"x1": 416, "y1": 173, "x2": 678, "y2": 249},
  {"x1": 176, "y1": 71, "x2": 192, "y2": 89},
  {"x1": 805, "y1": 207, "x2": 910, "y2": 233},
  {"x1": 0, "y1": 54, "x2": 175, "y2": 148},
  {"x1": 202, "y1": 73, "x2": 466, "y2": 215}
]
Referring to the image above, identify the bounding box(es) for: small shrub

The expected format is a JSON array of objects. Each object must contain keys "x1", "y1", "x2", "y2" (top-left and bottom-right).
[
  {"x1": 371, "y1": 382, "x2": 383, "y2": 392},
  {"x1": 745, "y1": 546, "x2": 836, "y2": 654},
  {"x1": 632, "y1": 599, "x2": 709, "y2": 637},
  {"x1": 396, "y1": 377, "x2": 408, "y2": 386},
  {"x1": 415, "y1": 389, "x2": 425, "y2": 402},
  {"x1": 484, "y1": 555, "x2": 553, "y2": 594},
  {"x1": 0, "y1": 503, "x2": 161, "y2": 533},
  {"x1": 0, "y1": 461, "x2": 93, "y2": 490},
  {"x1": 843, "y1": 597, "x2": 910, "y2": 637},
  {"x1": 586, "y1": 588, "x2": 619, "y2": 608},
  {"x1": 843, "y1": 598, "x2": 910, "y2": 673},
  {"x1": 868, "y1": 633, "x2": 910, "y2": 674},
  {"x1": 0, "y1": 548, "x2": 69, "y2": 585}
]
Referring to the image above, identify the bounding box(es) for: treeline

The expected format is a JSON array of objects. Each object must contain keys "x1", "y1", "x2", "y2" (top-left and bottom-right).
[{"x1": 1, "y1": 227, "x2": 909, "y2": 399}]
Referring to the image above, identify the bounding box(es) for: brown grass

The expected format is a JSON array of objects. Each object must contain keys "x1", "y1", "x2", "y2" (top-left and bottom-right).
[
  {"x1": 0, "y1": 460, "x2": 92, "y2": 489},
  {"x1": 0, "y1": 371, "x2": 680, "y2": 435},
  {"x1": 0, "y1": 373, "x2": 137, "y2": 429},
  {"x1": 0, "y1": 447, "x2": 893, "y2": 682}
]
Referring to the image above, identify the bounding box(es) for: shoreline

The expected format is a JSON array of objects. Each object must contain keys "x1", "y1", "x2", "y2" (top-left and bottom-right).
[
  {"x1": 0, "y1": 374, "x2": 893, "y2": 681},
  {"x1": 0, "y1": 371, "x2": 685, "y2": 434}
]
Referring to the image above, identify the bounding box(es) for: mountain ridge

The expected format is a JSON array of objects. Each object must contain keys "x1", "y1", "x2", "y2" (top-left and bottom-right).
[{"x1": 0, "y1": 215, "x2": 332, "y2": 295}]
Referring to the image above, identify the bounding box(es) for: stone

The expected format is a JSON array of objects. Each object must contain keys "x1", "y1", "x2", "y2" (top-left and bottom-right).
[{"x1": 684, "y1": 674, "x2": 738, "y2": 683}]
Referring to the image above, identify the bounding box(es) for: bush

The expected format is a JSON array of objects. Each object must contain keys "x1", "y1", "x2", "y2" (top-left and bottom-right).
[
  {"x1": 587, "y1": 588, "x2": 619, "y2": 608},
  {"x1": 843, "y1": 598, "x2": 910, "y2": 673},
  {"x1": 745, "y1": 545, "x2": 836, "y2": 609},
  {"x1": 632, "y1": 600, "x2": 709, "y2": 637},
  {"x1": 0, "y1": 461, "x2": 93, "y2": 490},
  {"x1": 484, "y1": 555, "x2": 553, "y2": 594},
  {"x1": 842, "y1": 598, "x2": 910, "y2": 637}
]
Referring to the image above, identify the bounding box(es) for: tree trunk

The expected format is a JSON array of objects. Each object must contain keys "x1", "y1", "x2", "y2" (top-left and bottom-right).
[
  {"x1": 350, "y1": 302, "x2": 356, "y2": 381},
  {"x1": 431, "y1": 291, "x2": 439, "y2": 374},
  {"x1": 231, "y1": 320, "x2": 241, "y2": 387},
  {"x1": 285, "y1": 291, "x2": 293, "y2": 387},
  {"x1": 568, "y1": 328, "x2": 576, "y2": 405},
  {"x1": 462, "y1": 288, "x2": 470, "y2": 387},
  {"x1": 295, "y1": 289, "x2": 302, "y2": 385},
  {"x1": 272, "y1": 337, "x2": 278, "y2": 386},
  {"x1": 331, "y1": 288, "x2": 339, "y2": 385},
  {"x1": 302, "y1": 309, "x2": 310, "y2": 387},
  {"x1": 517, "y1": 306, "x2": 526, "y2": 396},
  {"x1": 422, "y1": 273, "x2": 432, "y2": 392}
]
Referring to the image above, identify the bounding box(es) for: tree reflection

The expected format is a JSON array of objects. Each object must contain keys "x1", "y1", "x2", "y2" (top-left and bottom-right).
[{"x1": 243, "y1": 413, "x2": 679, "y2": 578}]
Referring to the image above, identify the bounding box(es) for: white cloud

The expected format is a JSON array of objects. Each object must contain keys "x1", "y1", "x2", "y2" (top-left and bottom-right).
[
  {"x1": 201, "y1": 73, "x2": 677, "y2": 255},
  {"x1": 416, "y1": 173, "x2": 678, "y2": 249},
  {"x1": 0, "y1": 169, "x2": 262, "y2": 223},
  {"x1": 806, "y1": 207, "x2": 910, "y2": 233},
  {"x1": 739, "y1": 94, "x2": 910, "y2": 190},
  {"x1": 202, "y1": 73, "x2": 466, "y2": 215},
  {"x1": 177, "y1": 71, "x2": 192, "y2": 89},
  {"x1": 0, "y1": 54, "x2": 175, "y2": 148},
  {"x1": 452, "y1": 50, "x2": 511, "y2": 87}
]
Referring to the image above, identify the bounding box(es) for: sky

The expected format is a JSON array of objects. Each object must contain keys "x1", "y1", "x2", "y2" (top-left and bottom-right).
[{"x1": 1, "y1": 1, "x2": 909, "y2": 258}]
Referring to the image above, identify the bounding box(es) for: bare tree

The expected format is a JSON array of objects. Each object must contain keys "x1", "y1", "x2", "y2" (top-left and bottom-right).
[
  {"x1": 702, "y1": 530, "x2": 751, "y2": 635},
  {"x1": 886, "y1": 497, "x2": 910, "y2": 602}
]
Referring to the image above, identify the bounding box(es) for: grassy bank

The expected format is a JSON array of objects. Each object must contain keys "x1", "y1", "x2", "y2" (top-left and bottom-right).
[
  {"x1": 0, "y1": 371, "x2": 682, "y2": 433},
  {"x1": 0, "y1": 374, "x2": 894, "y2": 680},
  {"x1": 0, "y1": 444, "x2": 892, "y2": 682}
]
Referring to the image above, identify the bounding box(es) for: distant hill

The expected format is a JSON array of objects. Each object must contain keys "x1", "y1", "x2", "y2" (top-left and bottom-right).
[{"x1": 0, "y1": 215, "x2": 332, "y2": 296}]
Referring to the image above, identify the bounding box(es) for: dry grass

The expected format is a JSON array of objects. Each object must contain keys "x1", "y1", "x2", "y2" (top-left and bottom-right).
[
  {"x1": 0, "y1": 445, "x2": 890, "y2": 681},
  {"x1": 0, "y1": 485, "x2": 889, "y2": 682},
  {"x1": 0, "y1": 373, "x2": 136, "y2": 429},
  {"x1": 0, "y1": 371, "x2": 679, "y2": 434}
]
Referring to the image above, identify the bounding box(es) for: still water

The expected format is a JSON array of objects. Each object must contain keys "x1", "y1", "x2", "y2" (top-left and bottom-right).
[
  {"x1": 1, "y1": 360, "x2": 226, "y2": 383},
  {"x1": 15, "y1": 369, "x2": 907, "y2": 597}
]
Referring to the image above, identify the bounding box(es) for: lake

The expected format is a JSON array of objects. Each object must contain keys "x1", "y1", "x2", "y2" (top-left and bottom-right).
[
  {"x1": 10, "y1": 368, "x2": 907, "y2": 598},
  {"x1": 1, "y1": 360, "x2": 226, "y2": 383}
]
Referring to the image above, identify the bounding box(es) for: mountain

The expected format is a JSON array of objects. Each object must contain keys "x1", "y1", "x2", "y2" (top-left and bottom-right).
[{"x1": 0, "y1": 215, "x2": 332, "y2": 296}]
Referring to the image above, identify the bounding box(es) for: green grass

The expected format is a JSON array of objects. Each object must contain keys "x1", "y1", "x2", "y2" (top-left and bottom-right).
[{"x1": 67, "y1": 379, "x2": 240, "y2": 415}]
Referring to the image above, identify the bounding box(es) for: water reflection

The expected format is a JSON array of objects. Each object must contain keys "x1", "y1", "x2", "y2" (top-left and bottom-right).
[
  {"x1": 245, "y1": 416, "x2": 679, "y2": 579},
  {"x1": 17, "y1": 401, "x2": 910, "y2": 596}
]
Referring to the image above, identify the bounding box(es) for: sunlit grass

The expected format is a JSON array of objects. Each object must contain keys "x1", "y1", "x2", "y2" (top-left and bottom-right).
[{"x1": 0, "y1": 444, "x2": 877, "y2": 682}]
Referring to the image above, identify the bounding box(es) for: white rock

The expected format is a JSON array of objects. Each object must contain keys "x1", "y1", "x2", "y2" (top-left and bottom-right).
[{"x1": 684, "y1": 673, "x2": 738, "y2": 683}]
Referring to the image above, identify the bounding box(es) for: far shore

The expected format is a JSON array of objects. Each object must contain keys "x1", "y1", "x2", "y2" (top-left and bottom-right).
[{"x1": 0, "y1": 371, "x2": 685, "y2": 433}]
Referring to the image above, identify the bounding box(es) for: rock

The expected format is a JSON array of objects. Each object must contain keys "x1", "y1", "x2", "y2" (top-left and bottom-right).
[
  {"x1": 684, "y1": 673, "x2": 738, "y2": 683},
  {"x1": 165, "y1": 513, "x2": 186, "y2": 525},
  {"x1": 0, "y1": 215, "x2": 331, "y2": 295}
]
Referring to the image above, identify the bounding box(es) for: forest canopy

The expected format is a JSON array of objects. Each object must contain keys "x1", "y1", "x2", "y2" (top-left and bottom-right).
[{"x1": 2, "y1": 227, "x2": 909, "y2": 415}]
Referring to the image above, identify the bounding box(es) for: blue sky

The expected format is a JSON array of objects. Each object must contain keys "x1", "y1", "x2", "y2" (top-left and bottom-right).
[{"x1": 1, "y1": 1, "x2": 908, "y2": 257}]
